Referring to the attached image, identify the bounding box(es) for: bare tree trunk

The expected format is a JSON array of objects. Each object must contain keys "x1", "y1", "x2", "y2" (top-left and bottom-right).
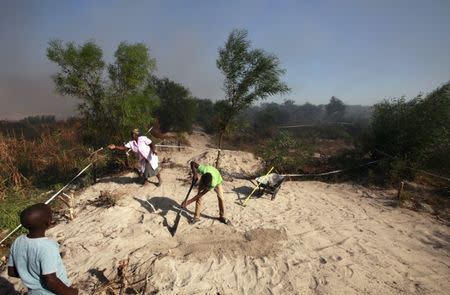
[{"x1": 219, "y1": 132, "x2": 224, "y2": 149}]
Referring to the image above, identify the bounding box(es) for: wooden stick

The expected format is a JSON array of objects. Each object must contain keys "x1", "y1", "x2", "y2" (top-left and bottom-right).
[
  {"x1": 214, "y1": 149, "x2": 221, "y2": 168},
  {"x1": 397, "y1": 181, "x2": 405, "y2": 206}
]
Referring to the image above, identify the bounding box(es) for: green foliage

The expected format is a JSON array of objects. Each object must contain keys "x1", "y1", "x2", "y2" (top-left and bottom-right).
[
  {"x1": 47, "y1": 40, "x2": 106, "y2": 118},
  {"x1": 119, "y1": 92, "x2": 160, "y2": 140},
  {"x1": 262, "y1": 130, "x2": 314, "y2": 173},
  {"x1": 152, "y1": 77, "x2": 197, "y2": 132},
  {"x1": 195, "y1": 99, "x2": 216, "y2": 133},
  {"x1": 109, "y1": 42, "x2": 156, "y2": 96},
  {"x1": 253, "y1": 103, "x2": 288, "y2": 137},
  {"x1": 47, "y1": 40, "x2": 159, "y2": 147},
  {"x1": 0, "y1": 190, "x2": 47, "y2": 235},
  {"x1": 216, "y1": 29, "x2": 289, "y2": 147},
  {"x1": 370, "y1": 81, "x2": 450, "y2": 178},
  {"x1": 325, "y1": 96, "x2": 346, "y2": 121},
  {"x1": 213, "y1": 100, "x2": 235, "y2": 137}
]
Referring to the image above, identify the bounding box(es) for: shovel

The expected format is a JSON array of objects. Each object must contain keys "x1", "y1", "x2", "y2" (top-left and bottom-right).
[{"x1": 170, "y1": 178, "x2": 196, "y2": 236}]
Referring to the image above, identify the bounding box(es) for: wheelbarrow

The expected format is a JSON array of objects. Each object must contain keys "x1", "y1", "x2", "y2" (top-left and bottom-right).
[
  {"x1": 254, "y1": 173, "x2": 286, "y2": 200},
  {"x1": 243, "y1": 167, "x2": 286, "y2": 206}
]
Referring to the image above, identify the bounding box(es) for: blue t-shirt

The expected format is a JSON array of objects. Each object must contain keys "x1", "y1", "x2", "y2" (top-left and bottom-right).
[{"x1": 8, "y1": 235, "x2": 71, "y2": 295}]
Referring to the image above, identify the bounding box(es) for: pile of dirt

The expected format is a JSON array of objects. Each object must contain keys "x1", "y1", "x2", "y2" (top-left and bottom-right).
[
  {"x1": 189, "y1": 149, "x2": 264, "y2": 178},
  {"x1": 172, "y1": 226, "x2": 288, "y2": 260}
]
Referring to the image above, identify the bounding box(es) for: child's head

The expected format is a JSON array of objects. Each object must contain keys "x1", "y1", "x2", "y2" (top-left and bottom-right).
[
  {"x1": 199, "y1": 173, "x2": 212, "y2": 190},
  {"x1": 20, "y1": 203, "x2": 52, "y2": 232}
]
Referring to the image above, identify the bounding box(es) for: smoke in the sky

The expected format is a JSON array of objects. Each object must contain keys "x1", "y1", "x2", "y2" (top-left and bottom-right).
[{"x1": 1, "y1": 0, "x2": 450, "y2": 120}]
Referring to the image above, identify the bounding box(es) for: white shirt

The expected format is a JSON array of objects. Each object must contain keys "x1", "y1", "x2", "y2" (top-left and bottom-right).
[{"x1": 125, "y1": 136, "x2": 158, "y2": 172}]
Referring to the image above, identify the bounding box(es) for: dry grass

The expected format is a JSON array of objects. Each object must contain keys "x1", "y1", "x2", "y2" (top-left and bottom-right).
[
  {"x1": 0, "y1": 135, "x2": 30, "y2": 196},
  {"x1": 87, "y1": 191, "x2": 119, "y2": 208},
  {"x1": 0, "y1": 122, "x2": 91, "y2": 197}
]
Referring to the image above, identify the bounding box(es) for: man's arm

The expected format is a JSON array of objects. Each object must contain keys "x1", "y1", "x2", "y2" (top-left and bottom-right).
[
  {"x1": 182, "y1": 188, "x2": 209, "y2": 207},
  {"x1": 7, "y1": 266, "x2": 19, "y2": 278},
  {"x1": 42, "y1": 273, "x2": 78, "y2": 295},
  {"x1": 108, "y1": 144, "x2": 128, "y2": 151},
  {"x1": 149, "y1": 143, "x2": 157, "y2": 155},
  {"x1": 190, "y1": 161, "x2": 199, "y2": 182}
]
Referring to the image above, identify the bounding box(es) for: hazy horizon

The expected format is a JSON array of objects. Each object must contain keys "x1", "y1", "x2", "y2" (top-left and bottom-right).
[{"x1": 1, "y1": 0, "x2": 450, "y2": 120}]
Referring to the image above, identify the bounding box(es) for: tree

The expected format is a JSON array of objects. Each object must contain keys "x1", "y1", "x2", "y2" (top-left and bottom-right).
[
  {"x1": 253, "y1": 103, "x2": 287, "y2": 136},
  {"x1": 325, "y1": 96, "x2": 346, "y2": 121},
  {"x1": 109, "y1": 42, "x2": 156, "y2": 96},
  {"x1": 370, "y1": 81, "x2": 450, "y2": 178},
  {"x1": 47, "y1": 40, "x2": 106, "y2": 119},
  {"x1": 195, "y1": 99, "x2": 216, "y2": 133},
  {"x1": 119, "y1": 91, "x2": 160, "y2": 140},
  {"x1": 216, "y1": 29, "x2": 289, "y2": 147},
  {"x1": 47, "y1": 40, "x2": 159, "y2": 146},
  {"x1": 151, "y1": 77, "x2": 197, "y2": 132}
]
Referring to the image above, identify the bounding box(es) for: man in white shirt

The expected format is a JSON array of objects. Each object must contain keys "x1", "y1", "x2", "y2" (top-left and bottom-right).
[{"x1": 108, "y1": 128, "x2": 162, "y2": 186}]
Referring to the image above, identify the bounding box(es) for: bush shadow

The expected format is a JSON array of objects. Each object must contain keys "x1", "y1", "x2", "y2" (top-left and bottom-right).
[
  {"x1": 98, "y1": 175, "x2": 139, "y2": 185},
  {"x1": 87, "y1": 268, "x2": 109, "y2": 284}
]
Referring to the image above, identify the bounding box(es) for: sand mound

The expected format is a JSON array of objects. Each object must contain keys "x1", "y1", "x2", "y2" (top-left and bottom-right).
[
  {"x1": 158, "y1": 131, "x2": 264, "y2": 178},
  {"x1": 188, "y1": 149, "x2": 263, "y2": 178},
  {"x1": 173, "y1": 226, "x2": 287, "y2": 260}
]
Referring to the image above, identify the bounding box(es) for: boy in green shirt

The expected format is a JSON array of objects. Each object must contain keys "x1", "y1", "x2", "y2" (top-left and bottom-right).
[{"x1": 181, "y1": 161, "x2": 229, "y2": 224}]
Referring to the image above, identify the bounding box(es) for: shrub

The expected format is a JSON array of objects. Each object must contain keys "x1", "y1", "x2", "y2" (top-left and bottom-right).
[
  {"x1": 370, "y1": 81, "x2": 450, "y2": 179},
  {"x1": 262, "y1": 130, "x2": 314, "y2": 173},
  {"x1": 152, "y1": 77, "x2": 198, "y2": 133}
]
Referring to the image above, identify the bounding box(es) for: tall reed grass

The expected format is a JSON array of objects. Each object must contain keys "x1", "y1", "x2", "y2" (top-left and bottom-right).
[{"x1": 0, "y1": 121, "x2": 92, "y2": 197}]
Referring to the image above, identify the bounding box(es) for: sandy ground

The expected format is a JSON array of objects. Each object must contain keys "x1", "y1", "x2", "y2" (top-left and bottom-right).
[{"x1": 1, "y1": 132, "x2": 449, "y2": 294}]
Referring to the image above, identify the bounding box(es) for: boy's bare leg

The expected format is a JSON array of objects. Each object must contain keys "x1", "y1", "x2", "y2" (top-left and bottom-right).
[{"x1": 194, "y1": 187, "x2": 203, "y2": 220}]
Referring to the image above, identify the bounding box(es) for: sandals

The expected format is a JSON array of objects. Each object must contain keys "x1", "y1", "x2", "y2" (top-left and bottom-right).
[
  {"x1": 190, "y1": 217, "x2": 201, "y2": 224},
  {"x1": 191, "y1": 217, "x2": 230, "y2": 225}
]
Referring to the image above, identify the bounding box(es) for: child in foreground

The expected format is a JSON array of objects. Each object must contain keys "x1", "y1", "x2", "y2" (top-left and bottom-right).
[{"x1": 8, "y1": 203, "x2": 78, "y2": 295}]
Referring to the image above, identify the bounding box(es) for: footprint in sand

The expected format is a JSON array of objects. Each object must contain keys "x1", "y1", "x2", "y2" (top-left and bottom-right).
[
  {"x1": 330, "y1": 255, "x2": 343, "y2": 262},
  {"x1": 309, "y1": 276, "x2": 318, "y2": 289},
  {"x1": 345, "y1": 265, "x2": 354, "y2": 278},
  {"x1": 319, "y1": 276, "x2": 328, "y2": 285}
]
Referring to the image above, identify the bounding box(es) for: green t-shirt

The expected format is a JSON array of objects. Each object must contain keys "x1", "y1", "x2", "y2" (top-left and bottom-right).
[{"x1": 198, "y1": 165, "x2": 223, "y2": 190}]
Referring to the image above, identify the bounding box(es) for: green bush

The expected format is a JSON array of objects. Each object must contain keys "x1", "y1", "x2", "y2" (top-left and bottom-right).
[
  {"x1": 196, "y1": 99, "x2": 216, "y2": 133},
  {"x1": 262, "y1": 130, "x2": 314, "y2": 173},
  {"x1": 370, "y1": 81, "x2": 450, "y2": 179},
  {"x1": 0, "y1": 190, "x2": 48, "y2": 236},
  {"x1": 152, "y1": 77, "x2": 198, "y2": 132},
  {"x1": 119, "y1": 92, "x2": 159, "y2": 140}
]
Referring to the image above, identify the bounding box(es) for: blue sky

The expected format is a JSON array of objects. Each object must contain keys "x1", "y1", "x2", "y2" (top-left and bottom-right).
[{"x1": 1, "y1": 0, "x2": 449, "y2": 119}]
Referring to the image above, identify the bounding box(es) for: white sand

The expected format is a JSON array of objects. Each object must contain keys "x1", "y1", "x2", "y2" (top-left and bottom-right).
[{"x1": 1, "y1": 132, "x2": 449, "y2": 294}]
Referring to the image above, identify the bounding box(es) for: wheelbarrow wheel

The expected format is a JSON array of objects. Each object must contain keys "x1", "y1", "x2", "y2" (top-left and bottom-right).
[
  {"x1": 271, "y1": 179, "x2": 285, "y2": 200},
  {"x1": 271, "y1": 186, "x2": 281, "y2": 200}
]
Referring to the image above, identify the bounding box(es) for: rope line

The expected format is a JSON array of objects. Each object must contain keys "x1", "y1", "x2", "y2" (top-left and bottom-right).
[
  {"x1": 375, "y1": 148, "x2": 450, "y2": 182},
  {"x1": 281, "y1": 160, "x2": 380, "y2": 178},
  {"x1": 0, "y1": 162, "x2": 94, "y2": 245}
]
